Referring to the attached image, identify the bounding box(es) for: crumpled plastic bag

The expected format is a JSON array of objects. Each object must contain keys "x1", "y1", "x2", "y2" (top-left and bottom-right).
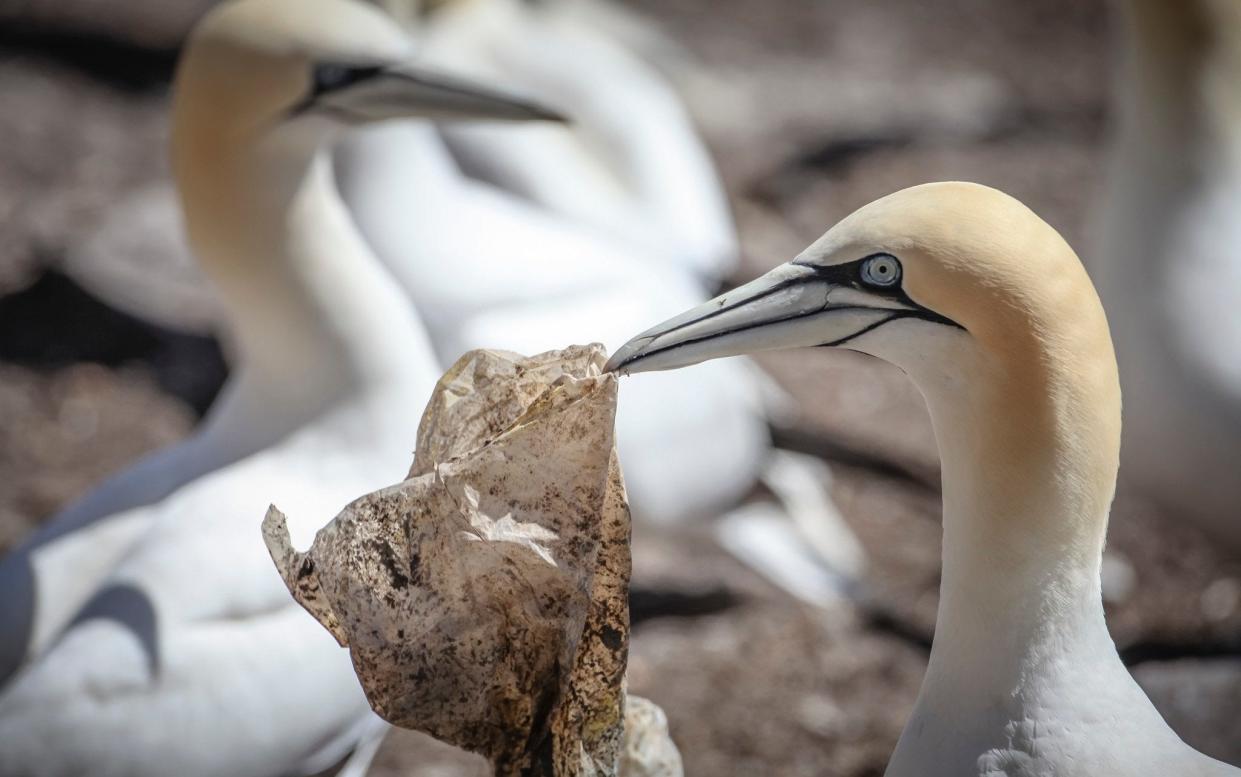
[{"x1": 262, "y1": 344, "x2": 681, "y2": 777}]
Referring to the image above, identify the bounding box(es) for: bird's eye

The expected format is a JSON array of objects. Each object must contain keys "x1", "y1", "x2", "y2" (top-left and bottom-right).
[
  {"x1": 860, "y1": 254, "x2": 901, "y2": 288},
  {"x1": 310, "y1": 63, "x2": 382, "y2": 97}
]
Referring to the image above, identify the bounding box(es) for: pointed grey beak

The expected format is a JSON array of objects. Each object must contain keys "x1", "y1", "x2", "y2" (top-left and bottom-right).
[
  {"x1": 305, "y1": 62, "x2": 567, "y2": 124},
  {"x1": 604, "y1": 261, "x2": 935, "y2": 376}
]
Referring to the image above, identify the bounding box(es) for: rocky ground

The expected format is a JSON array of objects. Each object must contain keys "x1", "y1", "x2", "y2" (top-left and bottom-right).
[{"x1": 1, "y1": 0, "x2": 1239, "y2": 775}]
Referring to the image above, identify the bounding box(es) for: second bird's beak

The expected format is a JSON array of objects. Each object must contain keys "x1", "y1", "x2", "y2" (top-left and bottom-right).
[
  {"x1": 605, "y1": 261, "x2": 914, "y2": 375},
  {"x1": 307, "y1": 62, "x2": 567, "y2": 124}
]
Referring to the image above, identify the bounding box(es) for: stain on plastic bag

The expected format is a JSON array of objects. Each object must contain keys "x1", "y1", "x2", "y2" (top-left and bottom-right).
[{"x1": 263, "y1": 345, "x2": 680, "y2": 776}]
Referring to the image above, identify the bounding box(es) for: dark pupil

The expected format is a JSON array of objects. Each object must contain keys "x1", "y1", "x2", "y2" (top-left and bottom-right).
[{"x1": 861, "y1": 256, "x2": 899, "y2": 288}]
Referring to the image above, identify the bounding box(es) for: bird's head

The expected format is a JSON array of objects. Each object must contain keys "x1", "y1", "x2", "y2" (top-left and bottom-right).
[
  {"x1": 607, "y1": 182, "x2": 1122, "y2": 500},
  {"x1": 608, "y1": 182, "x2": 1111, "y2": 391},
  {"x1": 171, "y1": 0, "x2": 562, "y2": 156}
]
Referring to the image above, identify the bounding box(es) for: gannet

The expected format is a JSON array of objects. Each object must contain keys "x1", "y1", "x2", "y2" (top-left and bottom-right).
[
  {"x1": 335, "y1": 120, "x2": 770, "y2": 526},
  {"x1": 330, "y1": 8, "x2": 763, "y2": 524},
  {"x1": 335, "y1": 1, "x2": 822, "y2": 535},
  {"x1": 607, "y1": 182, "x2": 1239, "y2": 776},
  {"x1": 0, "y1": 0, "x2": 559, "y2": 773},
  {"x1": 1092, "y1": 0, "x2": 1241, "y2": 551},
  {"x1": 334, "y1": 0, "x2": 865, "y2": 587}
]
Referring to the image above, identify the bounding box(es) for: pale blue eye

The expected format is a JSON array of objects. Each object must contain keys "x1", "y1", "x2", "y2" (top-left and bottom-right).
[{"x1": 861, "y1": 255, "x2": 901, "y2": 288}]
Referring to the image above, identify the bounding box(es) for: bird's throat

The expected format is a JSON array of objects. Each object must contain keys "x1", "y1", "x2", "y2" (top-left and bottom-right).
[
  {"x1": 176, "y1": 135, "x2": 434, "y2": 417},
  {"x1": 917, "y1": 346, "x2": 1121, "y2": 696}
]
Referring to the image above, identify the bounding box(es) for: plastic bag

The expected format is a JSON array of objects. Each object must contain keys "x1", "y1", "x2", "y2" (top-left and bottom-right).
[{"x1": 262, "y1": 345, "x2": 680, "y2": 777}]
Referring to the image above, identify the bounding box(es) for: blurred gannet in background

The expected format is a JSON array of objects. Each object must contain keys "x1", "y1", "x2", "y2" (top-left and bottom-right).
[
  {"x1": 1093, "y1": 0, "x2": 1241, "y2": 551},
  {"x1": 420, "y1": 0, "x2": 739, "y2": 282},
  {"x1": 607, "y1": 182, "x2": 1239, "y2": 776},
  {"x1": 0, "y1": 0, "x2": 560, "y2": 774},
  {"x1": 335, "y1": 119, "x2": 771, "y2": 528},
  {"x1": 336, "y1": 0, "x2": 865, "y2": 590}
]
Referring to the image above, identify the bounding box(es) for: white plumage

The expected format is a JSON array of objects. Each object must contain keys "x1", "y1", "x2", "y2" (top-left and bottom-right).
[
  {"x1": 338, "y1": 0, "x2": 850, "y2": 539},
  {"x1": 422, "y1": 0, "x2": 739, "y2": 283},
  {"x1": 334, "y1": 121, "x2": 770, "y2": 523}
]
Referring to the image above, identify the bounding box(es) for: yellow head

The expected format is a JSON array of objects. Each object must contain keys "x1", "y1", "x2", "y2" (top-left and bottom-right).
[
  {"x1": 612, "y1": 184, "x2": 1108, "y2": 372},
  {"x1": 171, "y1": 0, "x2": 562, "y2": 160}
]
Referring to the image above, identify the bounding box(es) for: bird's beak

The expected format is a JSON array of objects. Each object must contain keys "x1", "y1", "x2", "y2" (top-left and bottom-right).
[
  {"x1": 605, "y1": 261, "x2": 923, "y2": 375},
  {"x1": 307, "y1": 63, "x2": 567, "y2": 124}
]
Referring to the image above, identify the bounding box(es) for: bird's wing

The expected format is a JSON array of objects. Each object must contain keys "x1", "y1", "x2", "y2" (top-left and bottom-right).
[
  {"x1": 58, "y1": 183, "x2": 222, "y2": 335},
  {"x1": 424, "y1": 0, "x2": 740, "y2": 283},
  {"x1": 0, "y1": 421, "x2": 406, "y2": 777},
  {"x1": 0, "y1": 429, "x2": 242, "y2": 688},
  {"x1": 335, "y1": 122, "x2": 678, "y2": 352}
]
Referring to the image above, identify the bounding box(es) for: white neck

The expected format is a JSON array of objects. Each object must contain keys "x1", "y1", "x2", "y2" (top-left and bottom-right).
[
  {"x1": 921, "y1": 374, "x2": 1113, "y2": 696},
  {"x1": 883, "y1": 331, "x2": 1175, "y2": 773},
  {"x1": 176, "y1": 125, "x2": 436, "y2": 435}
]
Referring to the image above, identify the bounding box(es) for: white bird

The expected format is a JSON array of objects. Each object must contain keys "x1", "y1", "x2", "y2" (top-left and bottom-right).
[
  {"x1": 606, "y1": 181, "x2": 1239, "y2": 776},
  {"x1": 334, "y1": 121, "x2": 770, "y2": 527},
  {"x1": 1092, "y1": 0, "x2": 1241, "y2": 552},
  {"x1": 334, "y1": 1, "x2": 862, "y2": 582},
  {"x1": 0, "y1": 0, "x2": 560, "y2": 774},
  {"x1": 419, "y1": 0, "x2": 740, "y2": 283}
]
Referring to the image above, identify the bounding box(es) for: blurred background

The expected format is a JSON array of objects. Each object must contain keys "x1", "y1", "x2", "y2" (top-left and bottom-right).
[{"x1": 1, "y1": 0, "x2": 1239, "y2": 775}]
